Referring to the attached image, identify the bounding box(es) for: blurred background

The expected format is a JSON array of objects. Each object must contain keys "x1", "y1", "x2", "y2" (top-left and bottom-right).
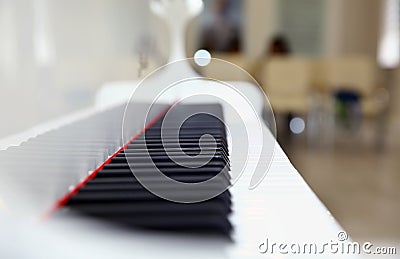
[{"x1": 0, "y1": 0, "x2": 399, "y2": 246}]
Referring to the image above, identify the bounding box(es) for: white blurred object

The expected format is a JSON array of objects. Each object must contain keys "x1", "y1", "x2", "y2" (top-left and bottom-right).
[
  {"x1": 150, "y1": 0, "x2": 203, "y2": 61},
  {"x1": 96, "y1": 0, "x2": 204, "y2": 108},
  {"x1": 33, "y1": 0, "x2": 56, "y2": 67},
  {"x1": 378, "y1": 0, "x2": 400, "y2": 69}
]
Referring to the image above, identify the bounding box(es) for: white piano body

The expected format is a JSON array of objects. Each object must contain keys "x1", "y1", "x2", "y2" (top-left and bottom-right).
[
  {"x1": 0, "y1": 74, "x2": 357, "y2": 258},
  {"x1": 0, "y1": 1, "x2": 358, "y2": 258}
]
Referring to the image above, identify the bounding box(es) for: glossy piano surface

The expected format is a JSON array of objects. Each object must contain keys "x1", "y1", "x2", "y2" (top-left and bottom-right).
[{"x1": 0, "y1": 93, "x2": 357, "y2": 258}]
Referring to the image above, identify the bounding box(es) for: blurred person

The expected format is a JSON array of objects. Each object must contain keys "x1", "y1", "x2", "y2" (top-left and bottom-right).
[
  {"x1": 266, "y1": 35, "x2": 295, "y2": 141},
  {"x1": 200, "y1": 0, "x2": 241, "y2": 52},
  {"x1": 268, "y1": 35, "x2": 291, "y2": 56}
]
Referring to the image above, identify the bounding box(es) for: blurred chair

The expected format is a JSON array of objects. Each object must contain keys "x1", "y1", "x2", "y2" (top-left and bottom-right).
[
  {"x1": 259, "y1": 56, "x2": 318, "y2": 143},
  {"x1": 198, "y1": 52, "x2": 256, "y2": 82},
  {"x1": 319, "y1": 56, "x2": 384, "y2": 117},
  {"x1": 317, "y1": 56, "x2": 387, "y2": 147},
  {"x1": 259, "y1": 56, "x2": 314, "y2": 114}
]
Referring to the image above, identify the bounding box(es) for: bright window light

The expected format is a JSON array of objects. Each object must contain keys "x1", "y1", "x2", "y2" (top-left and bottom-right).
[{"x1": 378, "y1": 0, "x2": 400, "y2": 68}]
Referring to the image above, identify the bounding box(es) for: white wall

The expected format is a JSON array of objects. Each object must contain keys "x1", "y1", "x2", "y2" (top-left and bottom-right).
[
  {"x1": 242, "y1": 0, "x2": 279, "y2": 58},
  {"x1": 324, "y1": 0, "x2": 381, "y2": 56},
  {"x1": 0, "y1": 0, "x2": 169, "y2": 138}
]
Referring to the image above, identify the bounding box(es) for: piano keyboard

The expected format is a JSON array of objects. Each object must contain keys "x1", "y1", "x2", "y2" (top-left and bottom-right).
[
  {"x1": 0, "y1": 99, "x2": 353, "y2": 259},
  {"x1": 0, "y1": 103, "x2": 232, "y2": 235}
]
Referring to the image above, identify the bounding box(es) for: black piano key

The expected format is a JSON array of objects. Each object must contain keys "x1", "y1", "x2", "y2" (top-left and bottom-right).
[
  {"x1": 61, "y1": 103, "x2": 232, "y2": 235},
  {"x1": 67, "y1": 200, "x2": 230, "y2": 216},
  {"x1": 106, "y1": 158, "x2": 227, "y2": 168},
  {"x1": 79, "y1": 182, "x2": 231, "y2": 195},
  {"x1": 93, "y1": 173, "x2": 230, "y2": 185},
  {"x1": 86, "y1": 176, "x2": 231, "y2": 185},
  {"x1": 67, "y1": 190, "x2": 231, "y2": 206},
  {"x1": 84, "y1": 214, "x2": 232, "y2": 234},
  {"x1": 140, "y1": 135, "x2": 225, "y2": 141},
  {"x1": 121, "y1": 147, "x2": 229, "y2": 159},
  {"x1": 117, "y1": 150, "x2": 230, "y2": 164},
  {"x1": 126, "y1": 143, "x2": 225, "y2": 150},
  {"x1": 95, "y1": 168, "x2": 230, "y2": 181}
]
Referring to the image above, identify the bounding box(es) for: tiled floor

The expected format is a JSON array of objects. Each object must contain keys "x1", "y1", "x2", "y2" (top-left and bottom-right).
[{"x1": 283, "y1": 138, "x2": 400, "y2": 245}]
